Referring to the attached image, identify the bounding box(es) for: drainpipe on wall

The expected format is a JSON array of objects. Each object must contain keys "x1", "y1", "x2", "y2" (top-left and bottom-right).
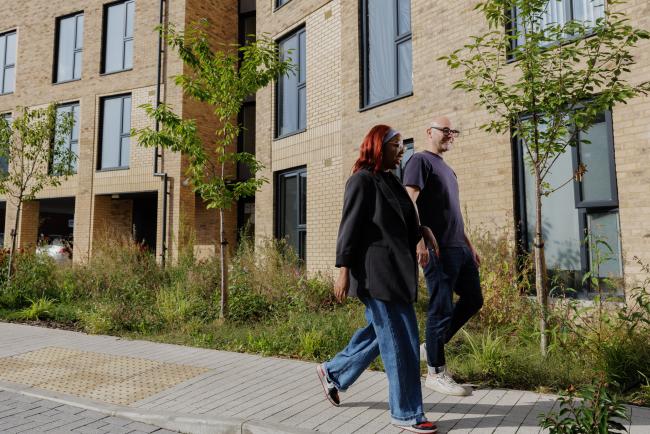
[{"x1": 153, "y1": 0, "x2": 169, "y2": 267}]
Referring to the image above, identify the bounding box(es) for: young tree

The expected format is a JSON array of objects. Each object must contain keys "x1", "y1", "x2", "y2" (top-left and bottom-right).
[
  {"x1": 441, "y1": 0, "x2": 650, "y2": 355},
  {"x1": 136, "y1": 20, "x2": 292, "y2": 319},
  {"x1": 0, "y1": 104, "x2": 76, "y2": 279}
]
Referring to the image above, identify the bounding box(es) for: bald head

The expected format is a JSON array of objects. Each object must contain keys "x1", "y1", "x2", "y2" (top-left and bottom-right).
[
  {"x1": 426, "y1": 116, "x2": 456, "y2": 155},
  {"x1": 430, "y1": 116, "x2": 451, "y2": 129}
]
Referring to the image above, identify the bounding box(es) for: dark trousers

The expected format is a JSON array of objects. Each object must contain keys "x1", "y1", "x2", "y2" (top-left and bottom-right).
[{"x1": 424, "y1": 245, "x2": 483, "y2": 368}]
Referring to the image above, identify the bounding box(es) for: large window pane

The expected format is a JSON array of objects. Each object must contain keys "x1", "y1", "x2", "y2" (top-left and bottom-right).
[
  {"x1": 55, "y1": 103, "x2": 80, "y2": 173},
  {"x1": 100, "y1": 95, "x2": 131, "y2": 169},
  {"x1": 277, "y1": 29, "x2": 306, "y2": 137},
  {"x1": 365, "y1": 0, "x2": 412, "y2": 106},
  {"x1": 579, "y1": 119, "x2": 615, "y2": 203},
  {"x1": 522, "y1": 143, "x2": 582, "y2": 271},
  {"x1": 56, "y1": 14, "x2": 83, "y2": 82},
  {"x1": 587, "y1": 211, "x2": 622, "y2": 278},
  {"x1": 368, "y1": 0, "x2": 395, "y2": 104},
  {"x1": 282, "y1": 175, "x2": 299, "y2": 248},
  {"x1": 104, "y1": 1, "x2": 134, "y2": 73}
]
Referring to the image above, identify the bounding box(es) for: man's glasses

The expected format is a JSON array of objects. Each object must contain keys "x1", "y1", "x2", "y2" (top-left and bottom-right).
[{"x1": 430, "y1": 126, "x2": 460, "y2": 138}]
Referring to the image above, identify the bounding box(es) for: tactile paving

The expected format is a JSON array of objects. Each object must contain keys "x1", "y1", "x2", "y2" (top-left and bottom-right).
[{"x1": 0, "y1": 346, "x2": 209, "y2": 405}]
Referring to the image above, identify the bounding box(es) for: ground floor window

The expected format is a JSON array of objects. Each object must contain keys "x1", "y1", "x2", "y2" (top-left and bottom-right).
[
  {"x1": 276, "y1": 167, "x2": 306, "y2": 261},
  {"x1": 515, "y1": 111, "x2": 622, "y2": 294}
]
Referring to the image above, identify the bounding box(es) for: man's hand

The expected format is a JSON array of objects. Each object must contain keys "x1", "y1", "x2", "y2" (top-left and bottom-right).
[
  {"x1": 421, "y1": 226, "x2": 439, "y2": 257},
  {"x1": 334, "y1": 267, "x2": 350, "y2": 303},
  {"x1": 465, "y1": 236, "x2": 480, "y2": 267}
]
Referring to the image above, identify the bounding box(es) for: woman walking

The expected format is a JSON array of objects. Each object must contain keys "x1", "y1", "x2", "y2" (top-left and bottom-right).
[{"x1": 316, "y1": 125, "x2": 437, "y2": 433}]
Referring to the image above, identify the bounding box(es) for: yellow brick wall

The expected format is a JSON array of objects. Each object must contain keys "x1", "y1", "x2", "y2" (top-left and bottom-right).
[{"x1": 257, "y1": 0, "x2": 650, "y2": 290}]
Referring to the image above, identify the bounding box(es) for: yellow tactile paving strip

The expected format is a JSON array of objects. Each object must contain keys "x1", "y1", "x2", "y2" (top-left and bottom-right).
[{"x1": 0, "y1": 347, "x2": 209, "y2": 405}]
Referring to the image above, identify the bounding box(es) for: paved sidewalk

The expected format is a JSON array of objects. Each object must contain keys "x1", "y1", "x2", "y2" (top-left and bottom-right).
[
  {"x1": 1, "y1": 322, "x2": 649, "y2": 434},
  {"x1": 0, "y1": 389, "x2": 177, "y2": 434}
]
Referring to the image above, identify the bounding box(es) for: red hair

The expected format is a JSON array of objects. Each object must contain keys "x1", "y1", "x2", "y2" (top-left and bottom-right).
[{"x1": 352, "y1": 124, "x2": 392, "y2": 174}]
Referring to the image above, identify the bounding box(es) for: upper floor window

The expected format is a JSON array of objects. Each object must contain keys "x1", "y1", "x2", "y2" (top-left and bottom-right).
[
  {"x1": 102, "y1": 0, "x2": 134, "y2": 74},
  {"x1": 54, "y1": 103, "x2": 80, "y2": 173},
  {"x1": 276, "y1": 0, "x2": 291, "y2": 8},
  {"x1": 277, "y1": 28, "x2": 306, "y2": 138},
  {"x1": 513, "y1": 0, "x2": 605, "y2": 47},
  {"x1": 515, "y1": 110, "x2": 621, "y2": 294},
  {"x1": 0, "y1": 31, "x2": 17, "y2": 95},
  {"x1": 99, "y1": 94, "x2": 131, "y2": 170},
  {"x1": 55, "y1": 13, "x2": 84, "y2": 83},
  {"x1": 362, "y1": 0, "x2": 412, "y2": 108}
]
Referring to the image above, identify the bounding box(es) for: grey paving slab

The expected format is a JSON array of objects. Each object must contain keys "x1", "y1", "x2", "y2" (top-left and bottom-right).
[{"x1": 2, "y1": 322, "x2": 650, "y2": 434}]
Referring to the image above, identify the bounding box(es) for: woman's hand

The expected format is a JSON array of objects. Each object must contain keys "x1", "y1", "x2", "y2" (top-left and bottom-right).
[
  {"x1": 334, "y1": 267, "x2": 350, "y2": 303},
  {"x1": 421, "y1": 226, "x2": 439, "y2": 258}
]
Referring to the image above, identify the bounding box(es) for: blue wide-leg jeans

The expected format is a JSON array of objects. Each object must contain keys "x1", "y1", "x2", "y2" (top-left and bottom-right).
[{"x1": 323, "y1": 296, "x2": 425, "y2": 425}]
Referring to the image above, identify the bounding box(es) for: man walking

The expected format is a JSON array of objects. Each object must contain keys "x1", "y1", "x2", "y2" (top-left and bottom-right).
[{"x1": 402, "y1": 116, "x2": 483, "y2": 396}]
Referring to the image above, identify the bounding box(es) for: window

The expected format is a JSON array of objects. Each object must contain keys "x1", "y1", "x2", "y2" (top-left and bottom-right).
[
  {"x1": 0, "y1": 113, "x2": 11, "y2": 173},
  {"x1": 516, "y1": 111, "x2": 621, "y2": 293},
  {"x1": 54, "y1": 103, "x2": 80, "y2": 173},
  {"x1": 0, "y1": 31, "x2": 17, "y2": 95},
  {"x1": 277, "y1": 28, "x2": 306, "y2": 137},
  {"x1": 393, "y1": 138, "x2": 414, "y2": 181},
  {"x1": 362, "y1": 0, "x2": 412, "y2": 108},
  {"x1": 513, "y1": 0, "x2": 605, "y2": 47},
  {"x1": 276, "y1": 0, "x2": 291, "y2": 8},
  {"x1": 99, "y1": 94, "x2": 131, "y2": 170},
  {"x1": 55, "y1": 13, "x2": 84, "y2": 83},
  {"x1": 276, "y1": 168, "x2": 307, "y2": 261},
  {"x1": 102, "y1": 0, "x2": 134, "y2": 73}
]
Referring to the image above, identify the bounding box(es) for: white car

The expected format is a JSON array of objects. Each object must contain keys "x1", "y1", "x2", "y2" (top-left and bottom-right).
[{"x1": 36, "y1": 236, "x2": 72, "y2": 263}]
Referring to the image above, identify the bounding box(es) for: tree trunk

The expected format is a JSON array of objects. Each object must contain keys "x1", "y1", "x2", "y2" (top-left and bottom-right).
[
  {"x1": 7, "y1": 201, "x2": 22, "y2": 280},
  {"x1": 219, "y1": 207, "x2": 228, "y2": 319},
  {"x1": 534, "y1": 174, "x2": 549, "y2": 357}
]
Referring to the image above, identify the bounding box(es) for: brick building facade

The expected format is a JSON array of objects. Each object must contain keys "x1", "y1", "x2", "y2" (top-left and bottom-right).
[
  {"x1": 0, "y1": 0, "x2": 241, "y2": 262},
  {"x1": 255, "y1": 0, "x2": 650, "y2": 291}
]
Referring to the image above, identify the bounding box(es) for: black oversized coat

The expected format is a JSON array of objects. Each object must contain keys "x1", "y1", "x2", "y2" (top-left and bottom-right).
[{"x1": 335, "y1": 169, "x2": 420, "y2": 303}]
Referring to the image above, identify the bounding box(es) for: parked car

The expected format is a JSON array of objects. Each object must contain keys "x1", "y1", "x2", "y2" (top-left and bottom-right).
[{"x1": 36, "y1": 235, "x2": 72, "y2": 263}]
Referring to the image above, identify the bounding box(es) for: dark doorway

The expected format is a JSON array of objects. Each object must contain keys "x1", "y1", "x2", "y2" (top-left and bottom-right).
[
  {"x1": 39, "y1": 197, "x2": 75, "y2": 238},
  {"x1": 131, "y1": 193, "x2": 157, "y2": 252}
]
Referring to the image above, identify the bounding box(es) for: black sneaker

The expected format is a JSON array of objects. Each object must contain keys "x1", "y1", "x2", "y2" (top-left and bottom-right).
[
  {"x1": 393, "y1": 420, "x2": 437, "y2": 433},
  {"x1": 316, "y1": 364, "x2": 340, "y2": 406}
]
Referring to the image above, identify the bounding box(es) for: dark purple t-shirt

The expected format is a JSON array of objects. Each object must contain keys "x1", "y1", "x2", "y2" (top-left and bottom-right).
[{"x1": 402, "y1": 151, "x2": 466, "y2": 248}]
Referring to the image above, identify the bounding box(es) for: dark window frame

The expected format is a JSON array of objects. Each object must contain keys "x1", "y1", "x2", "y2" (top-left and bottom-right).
[
  {"x1": 53, "y1": 12, "x2": 84, "y2": 84},
  {"x1": 513, "y1": 109, "x2": 621, "y2": 293},
  {"x1": 0, "y1": 30, "x2": 17, "y2": 95},
  {"x1": 275, "y1": 26, "x2": 307, "y2": 139},
  {"x1": 360, "y1": 0, "x2": 413, "y2": 110},
  {"x1": 100, "y1": 0, "x2": 135, "y2": 74},
  {"x1": 275, "y1": 166, "x2": 307, "y2": 261},
  {"x1": 97, "y1": 93, "x2": 131, "y2": 171}
]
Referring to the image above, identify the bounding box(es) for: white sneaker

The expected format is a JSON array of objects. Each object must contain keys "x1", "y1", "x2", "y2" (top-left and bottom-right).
[{"x1": 425, "y1": 367, "x2": 471, "y2": 396}]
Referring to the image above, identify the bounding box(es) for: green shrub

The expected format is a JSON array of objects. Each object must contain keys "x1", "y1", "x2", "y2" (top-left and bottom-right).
[
  {"x1": 12, "y1": 297, "x2": 56, "y2": 321},
  {"x1": 0, "y1": 252, "x2": 60, "y2": 308}
]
